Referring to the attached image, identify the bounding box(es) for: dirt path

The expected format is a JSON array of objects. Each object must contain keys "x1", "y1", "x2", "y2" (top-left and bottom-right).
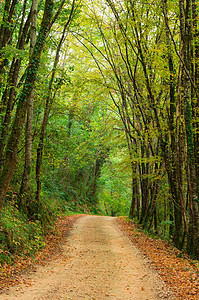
[{"x1": 0, "y1": 215, "x2": 171, "y2": 299}]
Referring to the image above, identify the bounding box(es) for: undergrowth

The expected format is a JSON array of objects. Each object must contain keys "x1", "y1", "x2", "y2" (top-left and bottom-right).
[
  {"x1": 0, "y1": 188, "x2": 100, "y2": 265},
  {"x1": 0, "y1": 187, "x2": 68, "y2": 265},
  {"x1": 0, "y1": 204, "x2": 45, "y2": 265}
]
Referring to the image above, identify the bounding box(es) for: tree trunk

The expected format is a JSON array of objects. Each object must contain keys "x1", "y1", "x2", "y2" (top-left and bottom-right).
[
  {"x1": 0, "y1": 0, "x2": 18, "y2": 93},
  {"x1": 129, "y1": 164, "x2": 137, "y2": 219},
  {"x1": 35, "y1": 1, "x2": 76, "y2": 204},
  {"x1": 179, "y1": 0, "x2": 199, "y2": 258},
  {"x1": 18, "y1": 0, "x2": 38, "y2": 214},
  {"x1": 0, "y1": 6, "x2": 32, "y2": 162},
  {"x1": 0, "y1": 0, "x2": 54, "y2": 214}
]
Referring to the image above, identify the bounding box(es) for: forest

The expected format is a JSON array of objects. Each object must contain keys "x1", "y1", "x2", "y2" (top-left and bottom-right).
[{"x1": 0, "y1": 0, "x2": 199, "y2": 264}]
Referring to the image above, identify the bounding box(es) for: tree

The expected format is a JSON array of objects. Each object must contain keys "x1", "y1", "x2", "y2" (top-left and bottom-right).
[
  {"x1": 0, "y1": 0, "x2": 54, "y2": 213},
  {"x1": 18, "y1": 0, "x2": 38, "y2": 214}
]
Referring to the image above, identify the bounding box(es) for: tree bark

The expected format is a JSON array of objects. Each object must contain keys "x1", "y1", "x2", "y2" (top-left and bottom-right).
[
  {"x1": 0, "y1": 0, "x2": 18, "y2": 90},
  {"x1": 35, "y1": 0, "x2": 76, "y2": 205},
  {"x1": 18, "y1": 0, "x2": 38, "y2": 214},
  {"x1": 0, "y1": 0, "x2": 54, "y2": 213},
  {"x1": 179, "y1": 0, "x2": 199, "y2": 258},
  {"x1": 0, "y1": 6, "x2": 32, "y2": 164}
]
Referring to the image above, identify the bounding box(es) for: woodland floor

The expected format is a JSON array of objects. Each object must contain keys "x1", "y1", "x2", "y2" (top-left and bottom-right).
[{"x1": 0, "y1": 214, "x2": 198, "y2": 299}]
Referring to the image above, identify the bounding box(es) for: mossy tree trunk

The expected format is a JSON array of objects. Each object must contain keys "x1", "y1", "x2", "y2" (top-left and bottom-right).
[
  {"x1": 179, "y1": 0, "x2": 199, "y2": 259},
  {"x1": 35, "y1": 0, "x2": 76, "y2": 205},
  {"x1": 0, "y1": 0, "x2": 18, "y2": 87},
  {"x1": 0, "y1": 0, "x2": 54, "y2": 214},
  {"x1": 0, "y1": 3, "x2": 32, "y2": 163},
  {"x1": 18, "y1": 0, "x2": 38, "y2": 214}
]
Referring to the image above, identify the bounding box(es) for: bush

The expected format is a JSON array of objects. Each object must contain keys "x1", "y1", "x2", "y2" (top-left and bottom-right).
[{"x1": 0, "y1": 204, "x2": 45, "y2": 265}]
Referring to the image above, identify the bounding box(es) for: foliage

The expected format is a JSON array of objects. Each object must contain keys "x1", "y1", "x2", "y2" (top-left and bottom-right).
[
  {"x1": 97, "y1": 148, "x2": 132, "y2": 216},
  {"x1": 0, "y1": 0, "x2": 199, "y2": 263},
  {"x1": 0, "y1": 214, "x2": 81, "y2": 290},
  {"x1": 0, "y1": 203, "x2": 44, "y2": 264}
]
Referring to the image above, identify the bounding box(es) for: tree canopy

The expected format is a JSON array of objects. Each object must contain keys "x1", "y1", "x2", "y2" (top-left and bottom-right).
[{"x1": 0, "y1": 0, "x2": 199, "y2": 260}]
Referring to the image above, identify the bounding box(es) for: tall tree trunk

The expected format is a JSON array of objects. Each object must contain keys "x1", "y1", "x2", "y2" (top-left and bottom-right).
[
  {"x1": 179, "y1": 0, "x2": 199, "y2": 258},
  {"x1": 18, "y1": 0, "x2": 38, "y2": 214},
  {"x1": 0, "y1": 0, "x2": 18, "y2": 90},
  {"x1": 0, "y1": 0, "x2": 54, "y2": 214},
  {"x1": 0, "y1": 4, "x2": 32, "y2": 165},
  {"x1": 35, "y1": 0, "x2": 75, "y2": 205},
  {"x1": 129, "y1": 163, "x2": 138, "y2": 219}
]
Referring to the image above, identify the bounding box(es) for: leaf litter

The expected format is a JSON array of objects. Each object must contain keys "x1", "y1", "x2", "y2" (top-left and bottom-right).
[
  {"x1": 117, "y1": 217, "x2": 199, "y2": 300},
  {"x1": 0, "y1": 214, "x2": 198, "y2": 300},
  {"x1": 0, "y1": 214, "x2": 82, "y2": 293}
]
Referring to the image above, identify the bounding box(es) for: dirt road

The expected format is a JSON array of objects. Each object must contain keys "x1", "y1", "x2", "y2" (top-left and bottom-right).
[{"x1": 0, "y1": 215, "x2": 171, "y2": 299}]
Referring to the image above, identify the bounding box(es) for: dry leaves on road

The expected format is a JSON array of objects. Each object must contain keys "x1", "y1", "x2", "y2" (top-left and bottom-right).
[
  {"x1": 1, "y1": 214, "x2": 199, "y2": 300},
  {"x1": 0, "y1": 214, "x2": 82, "y2": 292},
  {"x1": 117, "y1": 217, "x2": 199, "y2": 300}
]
